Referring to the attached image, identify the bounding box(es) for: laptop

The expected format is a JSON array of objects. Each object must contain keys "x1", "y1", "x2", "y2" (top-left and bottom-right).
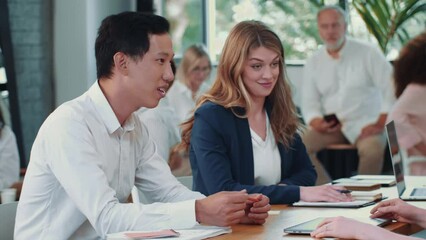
[
  {"x1": 385, "y1": 121, "x2": 426, "y2": 201},
  {"x1": 283, "y1": 217, "x2": 390, "y2": 234}
]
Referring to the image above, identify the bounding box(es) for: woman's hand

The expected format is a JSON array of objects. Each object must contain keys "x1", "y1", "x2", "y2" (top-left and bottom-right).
[
  {"x1": 300, "y1": 185, "x2": 352, "y2": 202},
  {"x1": 370, "y1": 198, "x2": 426, "y2": 228},
  {"x1": 311, "y1": 216, "x2": 380, "y2": 239}
]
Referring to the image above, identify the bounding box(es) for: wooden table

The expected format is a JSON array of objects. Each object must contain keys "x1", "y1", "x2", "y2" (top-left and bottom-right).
[{"x1": 213, "y1": 176, "x2": 426, "y2": 239}]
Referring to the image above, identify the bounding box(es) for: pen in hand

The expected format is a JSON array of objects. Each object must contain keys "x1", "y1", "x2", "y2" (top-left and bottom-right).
[{"x1": 337, "y1": 189, "x2": 352, "y2": 194}]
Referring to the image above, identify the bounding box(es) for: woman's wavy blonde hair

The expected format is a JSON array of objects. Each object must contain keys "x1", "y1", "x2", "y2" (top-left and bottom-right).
[{"x1": 181, "y1": 20, "x2": 300, "y2": 149}]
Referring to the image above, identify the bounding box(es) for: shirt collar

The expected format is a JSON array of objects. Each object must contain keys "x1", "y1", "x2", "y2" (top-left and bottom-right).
[
  {"x1": 88, "y1": 81, "x2": 135, "y2": 134},
  {"x1": 338, "y1": 37, "x2": 350, "y2": 59}
]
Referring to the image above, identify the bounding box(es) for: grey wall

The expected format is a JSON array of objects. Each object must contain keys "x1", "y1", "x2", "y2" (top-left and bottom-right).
[
  {"x1": 7, "y1": 0, "x2": 135, "y2": 163},
  {"x1": 54, "y1": 0, "x2": 136, "y2": 106}
]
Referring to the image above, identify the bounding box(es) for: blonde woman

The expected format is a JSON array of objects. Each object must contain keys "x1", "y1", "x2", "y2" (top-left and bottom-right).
[
  {"x1": 181, "y1": 20, "x2": 351, "y2": 204},
  {"x1": 0, "y1": 108, "x2": 19, "y2": 191},
  {"x1": 167, "y1": 44, "x2": 212, "y2": 125}
]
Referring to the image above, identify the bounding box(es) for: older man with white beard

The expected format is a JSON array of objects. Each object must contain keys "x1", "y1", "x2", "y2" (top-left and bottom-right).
[{"x1": 301, "y1": 5, "x2": 395, "y2": 184}]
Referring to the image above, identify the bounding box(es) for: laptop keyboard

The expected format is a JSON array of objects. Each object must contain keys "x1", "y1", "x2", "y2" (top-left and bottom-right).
[{"x1": 411, "y1": 188, "x2": 426, "y2": 197}]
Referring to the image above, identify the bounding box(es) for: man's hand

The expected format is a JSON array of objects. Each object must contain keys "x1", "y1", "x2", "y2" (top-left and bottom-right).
[
  {"x1": 359, "y1": 123, "x2": 383, "y2": 140},
  {"x1": 195, "y1": 190, "x2": 248, "y2": 226},
  {"x1": 310, "y1": 117, "x2": 341, "y2": 133},
  {"x1": 168, "y1": 150, "x2": 183, "y2": 171},
  {"x1": 239, "y1": 194, "x2": 271, "y2": 225},
  {"x1": 359, "y1": 114, "x2": 387, "y2": 140}
]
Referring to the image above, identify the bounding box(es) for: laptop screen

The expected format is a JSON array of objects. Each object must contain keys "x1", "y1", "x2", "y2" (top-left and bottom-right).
[{"x1": 385, "y1": 121, "x2": 406, "y2": 196}]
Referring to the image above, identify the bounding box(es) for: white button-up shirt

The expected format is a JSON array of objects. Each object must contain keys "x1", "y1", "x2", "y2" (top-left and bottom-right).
[
  {"x1": 136, "y1": 97, "x2": 181, "y2": 162},
  {"x1": 166, "y1": 80, "x2": 210, "y2": 126},
  {"x1": 15, "y1": 82, "x2": 204, "y2": 240},
  {"x1": 0, "y1": 125, "x2": 19, "y2": 190},
  {"x1": 251, "y1": 115, "x2": 281, "y2": 186},
  {"x1": 302, "y1": 38, "x2": 395, "y2": 143}
]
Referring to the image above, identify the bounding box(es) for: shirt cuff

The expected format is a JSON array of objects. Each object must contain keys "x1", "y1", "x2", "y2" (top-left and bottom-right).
[
  {"x1": 169, "y1": 199, "x2": 197, "y2": 229},
  {"x1": 303, "y1": 112, "x2": 323, "y2": 127}
]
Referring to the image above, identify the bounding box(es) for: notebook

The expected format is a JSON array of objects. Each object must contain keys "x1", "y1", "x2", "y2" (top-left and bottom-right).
[
  {"x1": 332, "y1": 181, "x2": 381, "y2": 191},
  {"x1": 283, "y1": 217, "x2": 390, "y2": 235},
  {"x1": 292, "y1": 191, "x2": 384, "y2": 208},
  {"x1": 333, "y1": 175, "x2": 396, "y2": 187},
  {"x1": 385, "y1": 121, "x2": 426, "y2": 201},
  {"x1": 107, "y1": 225, "x2": 231, "y2": 240}
]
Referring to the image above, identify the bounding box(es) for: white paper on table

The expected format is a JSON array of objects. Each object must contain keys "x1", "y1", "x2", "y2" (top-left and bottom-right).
[{"x1": 107, "y1": 224, "x2": 231, "y2": 240}]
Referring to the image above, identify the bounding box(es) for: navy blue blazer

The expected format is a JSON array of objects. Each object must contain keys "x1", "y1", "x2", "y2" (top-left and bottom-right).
[{"x1": 189, "y1": 101, "x2": 317, "y2": 204}]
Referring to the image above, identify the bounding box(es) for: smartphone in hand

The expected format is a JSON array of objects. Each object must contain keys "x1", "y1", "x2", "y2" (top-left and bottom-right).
[{"x1": 323, "y1": 114, "x2": 340, "y2": 127}]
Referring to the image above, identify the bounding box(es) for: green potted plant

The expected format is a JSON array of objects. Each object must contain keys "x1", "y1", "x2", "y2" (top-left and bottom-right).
[{"x1": 353, "y1": 0, "x2": 426, "y2": 53}]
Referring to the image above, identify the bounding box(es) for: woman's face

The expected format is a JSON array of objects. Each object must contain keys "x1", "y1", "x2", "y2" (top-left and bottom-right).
[
  {"x1": 187, "y1": 56, "x2": 211, "y2": 93},
  {"x1": 242, "y1": 46, "x2": 280, "y2": 103}
]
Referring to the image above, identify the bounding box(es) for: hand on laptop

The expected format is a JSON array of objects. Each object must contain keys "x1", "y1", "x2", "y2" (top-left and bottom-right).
[
  {"x1": 370, "y1": 198, "x2": 426, "y2": 228},
  {"x1": 300, "y1": 185, "x2": 352, "y2": 202},
  {"x1": 310, "y1": 216, "x2": 385, "y2": 239}
]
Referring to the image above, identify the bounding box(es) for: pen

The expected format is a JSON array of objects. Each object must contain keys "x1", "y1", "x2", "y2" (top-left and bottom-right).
[
  {"x1": 248, "y1": 196, "x2": 262, "y2": 202},
  {"x1": 337, "y1": 189, "x2": 352, "y2": 194}
]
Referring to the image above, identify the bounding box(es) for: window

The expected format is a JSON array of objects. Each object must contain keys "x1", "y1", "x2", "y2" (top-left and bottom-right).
[
  {"x1": 214, "y1": 0, "x2": 325, "y2": 62},
  {"x1": 160, "y1": 0, "x2": 206, "y2": 57},
  {"x1": 159, "y1": 0, "x2": 425, "y2": 62}
]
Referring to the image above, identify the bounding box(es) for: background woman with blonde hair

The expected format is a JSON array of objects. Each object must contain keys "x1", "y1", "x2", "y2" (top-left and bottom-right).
[
  {"x1": 181, "y1": 20, "x2": 351, "y2": 204},
  {"x1": 167, "y1": 44, "x2": 212, "y2": 125},
  {"x1": 0, "y1": 107, "x2": 19, "y2": 191}
]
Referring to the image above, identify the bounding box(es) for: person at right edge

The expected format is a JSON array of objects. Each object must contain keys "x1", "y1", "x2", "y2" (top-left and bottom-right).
[
  {"x1": 387, "y1": 31, "x2": 426, "y2": 176},
  {"x1": 311, "y1": 30, "x2": 426, "y2": 240},
  {"x1": 301, "y1": 5, "x2": 395, "y2": 184},
  {"x1": 312, "y1": 199, "x2": 426, "y2": 239}
]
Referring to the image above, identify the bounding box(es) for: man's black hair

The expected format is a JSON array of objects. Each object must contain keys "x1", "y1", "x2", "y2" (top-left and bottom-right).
[{"x1": 95, "y1": 11, "x2": 170, "y2": 79}]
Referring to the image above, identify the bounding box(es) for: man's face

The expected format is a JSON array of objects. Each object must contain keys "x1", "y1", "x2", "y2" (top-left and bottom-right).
[
  {"x1": 317, "y1": 9, "x2": 346, "y2": 51},
  {"x1": 124, "y1": 33, "x2": 174, "y2": 109}
]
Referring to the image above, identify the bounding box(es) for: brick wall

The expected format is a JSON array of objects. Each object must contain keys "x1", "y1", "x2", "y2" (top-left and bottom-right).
[{"x1": 7, "y1": 0, "x2": 54, "y2": 163}]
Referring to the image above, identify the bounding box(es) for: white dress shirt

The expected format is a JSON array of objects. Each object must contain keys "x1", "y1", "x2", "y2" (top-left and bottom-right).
[
  {"x1": 136, "y1": 97, "x2": 181, "y2": 162},
  {"x1": 251, "y1": 115, "x2": 281, "y2": 185},
  {"x1": 0, "y1": 125, "x2": 19, "y2": 190},
  {"x1": 15, "y1": 82, "x2": 204, "y2": 240},
  {"x1": 302, "y1": 38, "x2": 395, "y2": 143},
  {"x1": 165, "y1": 80, "x2": 210, "y2": 126}
]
